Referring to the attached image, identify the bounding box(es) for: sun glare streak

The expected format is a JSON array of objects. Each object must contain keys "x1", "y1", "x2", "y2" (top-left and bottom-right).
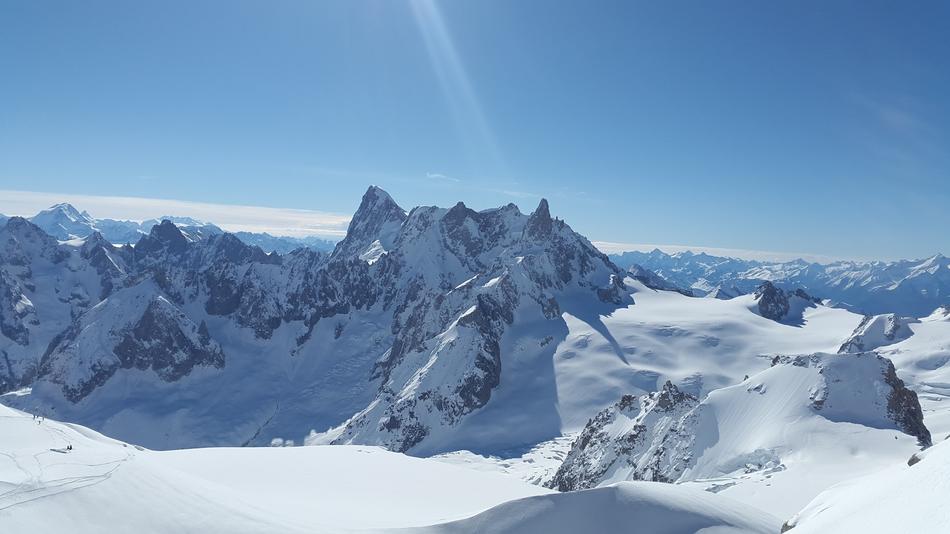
[{"x1": 410, "y1": 0, "x2": 506, "y2": 173}]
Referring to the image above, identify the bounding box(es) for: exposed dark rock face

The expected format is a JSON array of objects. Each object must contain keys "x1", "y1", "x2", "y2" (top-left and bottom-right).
[
  {"x1": 38, "y1": 295, "x2": 226, "y2": 403},
  {"x1": 134, "y1": 219, "x2": 189, "y2": 258},
  {"x1": 882, "y1": 360, "x2": 931, "y2": 446},
  {"x1": 754, "y1": 281, "x2": 789, "y2": 321},
  {"x1": 792, "y1": 288, "x2": 821, "y2": 304},
  {"x1": 0, "y1": 270, "x2": 32, "y2": 346},
  {"x1": 114, "y1": 298, "x2": 225, "y2": 381},
  {"x1": 548, "y1": 382, "x2": 699, "y2": 491},
  {"x1": 523, "y1": 198, "x2": 553, "y2": 240},
  {"x1": 80, "y1": 232, "x2": 127, "y2": 300}
]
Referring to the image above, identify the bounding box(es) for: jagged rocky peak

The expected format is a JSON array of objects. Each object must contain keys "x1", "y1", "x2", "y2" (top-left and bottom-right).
[
  {"x1": 4, "y1": 216, "x2": 53, "y2": 241},
  {"x1": 331, "y1": 185, "x2": 407, "y2": 261},
  {"x1": 523, "y1": 198, "x2": 555, "y2": 239},
  {"x1": 135, "y1": 219, "x2": 189, "y2": 257},
  {"x1": 752, "y1": 281, "x2": 817, "y2": 323},
  {"x1": 205, "y1": 231, "x2": 276, "y2": 265},
  {"x1": 753, "y1": 281, "x2": 789, "y2": 321},
  {"x1": 80, "y1": 231, "x2": 114, "y2": 254},
  {"x1": 1, "y1": 216, "x2": 65, "y2": 263},
  {"x1": 548, "y1": 381, "x2": 700, "y2": 491},
  {"x1": 838, "y1": 313, "x2": 916, "y2": 353},
  {"x1": 316, "y1": 194, "x2": 628, "y2": 454}
]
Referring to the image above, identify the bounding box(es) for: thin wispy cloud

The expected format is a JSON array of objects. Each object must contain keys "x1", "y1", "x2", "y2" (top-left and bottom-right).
[{"x1": 0, "y1": 190, "x2": 351, "y2": 239}]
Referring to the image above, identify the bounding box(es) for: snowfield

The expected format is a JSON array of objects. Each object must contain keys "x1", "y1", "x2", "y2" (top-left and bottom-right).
[
  {"x1": 0, "y1": 403, "x2": 549, "y2": 533},
  {"x1": 410, "y1": 482, "x2": 781, "y2": 534},
  {"x1": 785, "y1": 437, "x2": 950, "y2": 533},
  {"x1": 1, "y1": 403, "x2": 782, "y2": 534}
]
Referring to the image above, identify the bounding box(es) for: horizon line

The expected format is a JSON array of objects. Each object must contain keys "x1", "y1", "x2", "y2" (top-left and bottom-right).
[{"x1": 0, "y1": 189, "x2": 939, "y2": 263}]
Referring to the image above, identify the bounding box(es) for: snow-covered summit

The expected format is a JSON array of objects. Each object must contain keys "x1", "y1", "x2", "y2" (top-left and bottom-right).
[{"x1": 28, "y1": 202, "x2": 97, "y2": 239}]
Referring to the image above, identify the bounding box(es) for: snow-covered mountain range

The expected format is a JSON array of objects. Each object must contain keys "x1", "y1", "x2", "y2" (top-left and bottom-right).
[
  {"x1": 12, "y1": 202, "x2": 336, "y2": 252},
  {"x1": 2, "y1": 186, "x2": 950, "y2": 532},
  {"x1": 611, "y1": 249, "x2": 950, "y2": 317},
  {"x1": 0, "y1": 187, "x2": 629, "y2": 454}
]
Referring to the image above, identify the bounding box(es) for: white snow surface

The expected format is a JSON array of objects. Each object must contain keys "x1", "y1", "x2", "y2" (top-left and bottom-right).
[
  {"x1": 0, "y1": 404, "x2": 782, "y2": 534},
  {"x1": 0, "y1": 403, "x2": 548, "y2": 533},
  {"x1": 410, "y1": 481, "x2": 781, "y2": 534},
  {"x1": 786, "y1": 437, "x2": 950, "y2": 533}
]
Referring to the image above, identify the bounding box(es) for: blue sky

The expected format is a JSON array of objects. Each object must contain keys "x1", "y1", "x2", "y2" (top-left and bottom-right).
[{"x1": 1, "y1": 0, "x2": 948, "y2": 260}]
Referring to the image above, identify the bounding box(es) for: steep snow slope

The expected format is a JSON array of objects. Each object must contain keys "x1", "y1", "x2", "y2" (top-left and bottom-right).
[
  {"x1": 549, "y1": 352, "x2": 929, "y2": 517},
  {"x1": 785, "y1": 437, "x2": 950, "y2": 533},
  {"x1": 0, "y1": 404, "x2": 549, "y2": 533},
  {"x1": 410, "y1": 482, "x2": 781, "y2": 534}
]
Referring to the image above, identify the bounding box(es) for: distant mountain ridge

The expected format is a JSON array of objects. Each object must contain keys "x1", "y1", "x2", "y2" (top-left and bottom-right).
[
  {"x1": 611, "y1": 249, "x2": 950, "y2": 316},
  {"x1": 4, "y1": 202, "x2": 336, "y2": 253}
]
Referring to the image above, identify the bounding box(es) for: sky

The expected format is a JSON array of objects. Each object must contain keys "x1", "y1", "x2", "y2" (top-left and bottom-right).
[{"x1": 1, "y1": 0, "x2": 948, "y2": 261}]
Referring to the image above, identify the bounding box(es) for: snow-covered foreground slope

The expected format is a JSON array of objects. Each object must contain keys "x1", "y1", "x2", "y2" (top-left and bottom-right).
[
  {"x1": 785, "y1": 437, "x2": 950, "y2": 533},
  {"x1": 0, "y1": 403, "x2": 547, "y2": 533},
  {"x1": 410, "y1": 482, "x2": 781, "y2": 534},
  {"x1": 1, "y1": 404, "x2": 781, "y2": 533}
]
